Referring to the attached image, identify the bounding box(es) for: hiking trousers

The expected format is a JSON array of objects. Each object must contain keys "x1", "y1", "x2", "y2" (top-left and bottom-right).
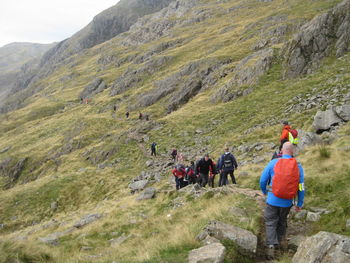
[
  {"x1": 220, "y1": 170, "x2": 236, "y2": 186},
  {"x1": 175, "y1": 177, "x2": 184, "y2": 190},
  {"x1": 264, "y1": 203, "x2": 291, "y2": 246},
  {"x1": 208, "y1": 174, "x2": 216, "y2": 188},
  {"x1": 151, "y1": 149, "x2": 156, "y2": 156},
  {"x1": 199, "y1": 172, "x2": 209, "y2": 187}
]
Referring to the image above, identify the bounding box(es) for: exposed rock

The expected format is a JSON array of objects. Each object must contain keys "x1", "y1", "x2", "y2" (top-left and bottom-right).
[
  {"x1": 79, "y1": 78, "x2": 107, "y2": 99},
  {"x1": 289, "y1": 235, "x2": 307, "y2": 250},
  {"x1": 0, "y1": 157, "x2": 28, "y2": 189},
  {"x1": 73, "y1": 214, "x2": 102, "y2": 228},
  {"x1": 346, "y1": 219, "x2": 350, "y2": 229},
  {"x1": 306, "y1": 212, "x2": 321, "y2": 222},
  {"x1": 335, "y1": 105, "x2": 350, "y2": 121},
  {"x1": 109, "y1": 234, "x2": 131, "y2": 247},
  {"x1": 0, "y1": 146, "x2": 11, "y2": 154},
  {"x1": 294, "y1": 210, "x2": 308, "y2": 220},
  {"x1": 136, "y1": 187, "x2": 156, "y2": 201},
  {"x1": 188, "y1": 242, "x2": 226, "y2": 263},
  {"x1": 297, "y1": 129, "x2": 322, "y2": 150},
  {"x1": 292, "y1": 231, "x2": 350, "y2": 263},
  {"x1": 313, "y1": 108, "x2": 343, "y2": 134},
  {"x1": 284, "y1": 0, "x2": 350, "y2": 77},
  {"x1": 129, "y1": 180, "x2": 149, "y2": 192},
  {"x1": 145, "y1": 160, "x2": 154, "y2": 167},
  {"x1": 201, "y1": 236, "x2": 221, "y2": 246},
  {"x1": 309, "y1": 207, "x2": 331, "y2": 215},
  {"x1": 38, "y1": 227, "x2": 75, "y2": 245},
  {"x1": 197, "y1": 220, "x2": 257, "y2": 255},
  {"x1": 213, "y1": 48, "x2": 274, "y2": 103},
  {"x1": 51, "y1": 201, "x2": 58, "y2": 211}
]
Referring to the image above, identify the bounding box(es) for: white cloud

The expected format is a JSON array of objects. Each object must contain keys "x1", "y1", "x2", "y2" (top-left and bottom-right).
[{"x1": 0, "y1": 0, "x2": 120, "y2": 47}]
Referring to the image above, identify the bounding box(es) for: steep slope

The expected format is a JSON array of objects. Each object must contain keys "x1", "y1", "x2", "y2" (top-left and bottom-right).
[{"x1": 0, "y1": 0, "x2": 349, "y2": 262}]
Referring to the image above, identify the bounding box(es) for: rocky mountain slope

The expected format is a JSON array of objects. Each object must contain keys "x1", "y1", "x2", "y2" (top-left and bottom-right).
[
  {"x1": 0, "y1": 0, "x2": 349, "y2": 262},
  {"x1": 0, "y1": 42, "x2": 54, "y2": 105}
]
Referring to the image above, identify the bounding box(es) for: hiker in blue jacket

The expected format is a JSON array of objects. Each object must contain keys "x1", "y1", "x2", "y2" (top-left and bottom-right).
[
  {"x1": 217, "y1": 147, "x2": 238, "y2": 186},
  {"x1": 260, "y1": 142, "x2": 305, "y2": 259}
]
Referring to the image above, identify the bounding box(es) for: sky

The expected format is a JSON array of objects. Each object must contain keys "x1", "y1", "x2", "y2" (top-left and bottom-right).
[{"x1": 0, "y1": 0, "x2": 120, "y2": 48}]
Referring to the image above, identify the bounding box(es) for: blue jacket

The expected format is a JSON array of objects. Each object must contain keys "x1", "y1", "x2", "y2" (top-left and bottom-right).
[
  {"x1": 260, "y1": 154, "x2": 305, "y2": 208},
  {"x1": 217, "y1": 152, "x2": 238, "y2": 172}
]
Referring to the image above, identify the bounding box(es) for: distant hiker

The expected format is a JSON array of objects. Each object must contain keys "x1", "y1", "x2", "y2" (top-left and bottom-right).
[
  {"x1": 113, "y1": 105, "x2": 117, "y2": 112},
  {"x1": 217, "y1": 147, "x2": 238, "y2": 186},
  {"x1": 195, "y1": 154, "x2": 214, "y2": 187},
  {"x1": 172, "y1": 164, "x2": 186, "y2": 190},
  {"x1": 80, "y1": 97, "x2": 83, "y2": 104},
  {"x1": 260, "y1": 142, "x2": 305, "y2": 259},
  {"x1": 177, "y1": 152, "x2": 184, "y2": 163},
  {"x1": 186, "y1": 161, "x2": 197, "y2": 184},
  {"x1": 208, "y1": 161, "x2": 218, "y2": 188},
  {"x1": 139, "y1": 112, "x2": 143, "y2": 120},
  {"x1": 151, "y1": 142, "x2": 157, "y2": 156},
  {"x1": 145, "y1": 115, "x2": 149, "y2": 121},
  {"x1": 171, "y1": 149, "x2": 177, "y2": 162},
  {"x1": 85, "y1": 98, "x2": 89, "y2": 104},
  {"x1": 126, "y1": 112, "x2": 130, "y2": 119}
]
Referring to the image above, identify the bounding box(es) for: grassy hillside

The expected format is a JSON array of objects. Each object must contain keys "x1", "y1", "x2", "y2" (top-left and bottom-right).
[{"x1": 0, "y1": 0, "x2": 349, "y2": 262}]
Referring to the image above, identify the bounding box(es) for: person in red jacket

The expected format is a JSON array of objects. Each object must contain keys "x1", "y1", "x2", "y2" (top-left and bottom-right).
[
  {"x1": 172, "y1": 164, "x2": 186, "y2": 190},
  {"x1": 280, "y1": 121, "x2": 291, "y2": 150}
]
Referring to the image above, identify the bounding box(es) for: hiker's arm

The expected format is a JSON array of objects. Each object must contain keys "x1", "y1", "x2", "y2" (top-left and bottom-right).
[
  {"x1": 297, "y1": 164, "x2": 305, "y2": 208},
  {"x1": 232, "y1": 155, "x2": 238, "y2": 169},
  {"x1": 260, "y1": 162, "x2": 272, "y2": 195}
]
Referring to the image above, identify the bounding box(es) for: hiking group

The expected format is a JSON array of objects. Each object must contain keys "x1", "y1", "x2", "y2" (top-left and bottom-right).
[
  {"x1": 163, "y1": 121, "x2": 303, "y2": 259},
  {"x1": 169, "y1": 148, "x2": 238, "y2": 190}
]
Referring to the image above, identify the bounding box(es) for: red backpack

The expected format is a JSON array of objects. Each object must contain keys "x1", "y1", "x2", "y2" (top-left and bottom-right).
[{"x1": 272, "y1": 158, "x2": 300, "y2": 199}]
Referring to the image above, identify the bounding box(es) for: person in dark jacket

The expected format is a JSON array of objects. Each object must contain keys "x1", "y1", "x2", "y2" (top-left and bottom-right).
[
  {"x1": 171, "y1": 149, "x2": 177, "y2": 162},
  {"x1": 151, "y1": 142, "x2": 157, "y2": 156},
  {"x1": 208, "y1": 161, "x2": 218, "y2": 188},
  {"x1": 126, "y1": 112, "x2": 130, "y2": 119},
  {"x1": 195, "y1": 154, "x2": 214, "y2": 187},
  {"x1": 186, "y1": 161, "x2": 197, "y2": 184},
  {"x1": 217, "y1": 147, "x2": 238, "y2": 186},
  {"x1": 172, "y1": 164, "x2": 186, "y2": 190}
]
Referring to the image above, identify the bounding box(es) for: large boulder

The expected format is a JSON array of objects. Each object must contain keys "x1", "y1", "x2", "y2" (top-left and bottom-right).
[
  {"x1": 188, "y1": 243, "x2": 226, "y2": 263},
  {"x1": 313, "y1": 108, "x2": 343, "y2": 133},
  {"x1": 129, "y1": 180, "x2": 149, "y2": 192},
  {"x1": 292, "y1": 231, "x2": 350, "y2": 263},
  {"x1": 197, "y1": 221, "x2": 257, "y2": 255},
  {"x1": 297, "y1": 129, "x2": 322, "y2": 150},
  {"x1": 136, "y1": 187, "x2": 156, "y2": 201},
  {"x1": 336, "y1": 105, "x2": 350, "y2": 121}
]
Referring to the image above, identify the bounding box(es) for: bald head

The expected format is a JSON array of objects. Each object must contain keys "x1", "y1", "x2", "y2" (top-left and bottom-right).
[{"x1": 281, "y1": 142, "x2": 295, "y2": 156}]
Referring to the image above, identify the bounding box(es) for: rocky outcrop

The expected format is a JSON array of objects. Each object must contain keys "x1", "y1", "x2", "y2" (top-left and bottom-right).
[
  {"x1": 284, "y1": 0, "x2": 350, "y2": 77},
  {"x1": 138, "y1": 58, "x2": 230, "y2": 111},
  {"x1": 197, "y1": 221, "x2": 257, "y2": 256},
  {"x1": 110, "y1": 56, "x2": 172, "y2": 96},
  {"x1": 79, "y1": 78, "x2": 107, "y2": 99},
  {"x1": 313, "y1": 105, "x2": 349, "y2": 133},
  {"x1": 129, "y1": 180, "x2": 149, "y2": 192},
  {"x1": 136, "y1": 187, "x2": 156, "y2": 200},
  {"x1": 296, "y1": 129, "x2": 322, "y2": 150},
  {"x1": 292, "y1": 231, "x2": 350, "y2": 263},
  {"x1": 188, "y1": 243, "x2": 226, "y2": 263},
  {"x1": 73, "y1": 214, "x2": 103, "y2": 228},
  {"x1": 0, "y1": 157, "x2": 28, "y2": 189},
  {"x1": 212, "y1": 48, "x2": 274, "y2": 103}
]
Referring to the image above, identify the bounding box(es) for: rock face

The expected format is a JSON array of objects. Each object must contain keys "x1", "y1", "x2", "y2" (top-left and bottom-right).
[
  {"x1": 136, "y1": 187, "x2": 156, "y2": 200},
  {"x1": 296, "y1": 129, "x2": 322, "y2": 150},
  {"x1": 292, "y1": 231, "x2": 350, "y2": 263},
  {"x1": 197, "y1": 221, "x2": 257, "y2": 255},
  {"x1": 284, "y1": 0, "x2": 350, "y2": 77},
  {"x1": 313, "y1": 105, "x2": 349, "y2": 133},
  {"x1": 0, "y1": 157, "x2": 28, "y2": 189},
  {"x1": 188, "y1": 243, "x2": 226, "y2": 263},
  {"x1": 212, "y1": 48, "x2": 274, "y2": 103},
  {"x1": 79, "y1": 78, "x2": 107, "y2": 99}
]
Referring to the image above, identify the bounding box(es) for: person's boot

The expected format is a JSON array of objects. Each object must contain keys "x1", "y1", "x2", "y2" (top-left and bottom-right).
[{"x1": 266, "y1": 245, "x2": 275, "y2": 260}]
